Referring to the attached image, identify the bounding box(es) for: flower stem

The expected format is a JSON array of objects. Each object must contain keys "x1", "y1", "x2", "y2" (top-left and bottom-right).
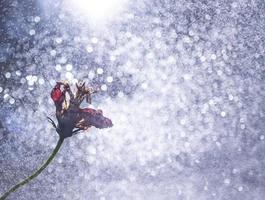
[{"x1": 0, "y1": 137, "x2": 64, "y2": 200}]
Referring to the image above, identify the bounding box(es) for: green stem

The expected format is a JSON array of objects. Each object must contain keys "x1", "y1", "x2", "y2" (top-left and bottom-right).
[{"x1": 0, "y1": 137, "x2": 64, "y2": 200}]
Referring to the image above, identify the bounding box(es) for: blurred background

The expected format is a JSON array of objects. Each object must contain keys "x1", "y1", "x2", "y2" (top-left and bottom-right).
[{"x1": 1, "y1": 0, "x2": 265, "y2": 199}]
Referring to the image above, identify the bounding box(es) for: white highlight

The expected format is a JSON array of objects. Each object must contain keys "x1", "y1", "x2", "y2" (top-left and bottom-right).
[{"x1": 65, "y1": 0, "x2": 127, "y2": 23}]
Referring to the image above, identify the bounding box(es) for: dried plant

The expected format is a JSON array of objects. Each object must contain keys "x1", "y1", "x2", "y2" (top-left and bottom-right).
[{"x1": 0, "y1": 81, "x2": 113, "y2": 200}]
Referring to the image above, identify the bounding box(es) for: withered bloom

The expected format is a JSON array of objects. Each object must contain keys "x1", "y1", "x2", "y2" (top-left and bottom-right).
[
  {"x1": 50, "y1": 81, "x2": 113, "y2": 138},
  {"x1": 0, "y1": 81, "x2": 113, "y2": 200}
]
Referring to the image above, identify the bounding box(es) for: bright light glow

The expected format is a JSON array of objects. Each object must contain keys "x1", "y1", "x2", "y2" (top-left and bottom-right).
[{"x1": 66, "y1": 0, "x2": 127, "y2": 23}]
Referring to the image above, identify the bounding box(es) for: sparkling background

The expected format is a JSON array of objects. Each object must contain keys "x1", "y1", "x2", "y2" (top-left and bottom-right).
[{"x1": 1, "y1": 0, "x2": 265, "y2": 199}]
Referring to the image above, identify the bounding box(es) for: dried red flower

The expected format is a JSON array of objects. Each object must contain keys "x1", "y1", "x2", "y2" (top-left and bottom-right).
[
  {"x1": 0, "y1": 81, "x2": 113, "y2": 200},
  {"x1": 49, "y1": 81, "x2": 113, "y2": 138}
]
